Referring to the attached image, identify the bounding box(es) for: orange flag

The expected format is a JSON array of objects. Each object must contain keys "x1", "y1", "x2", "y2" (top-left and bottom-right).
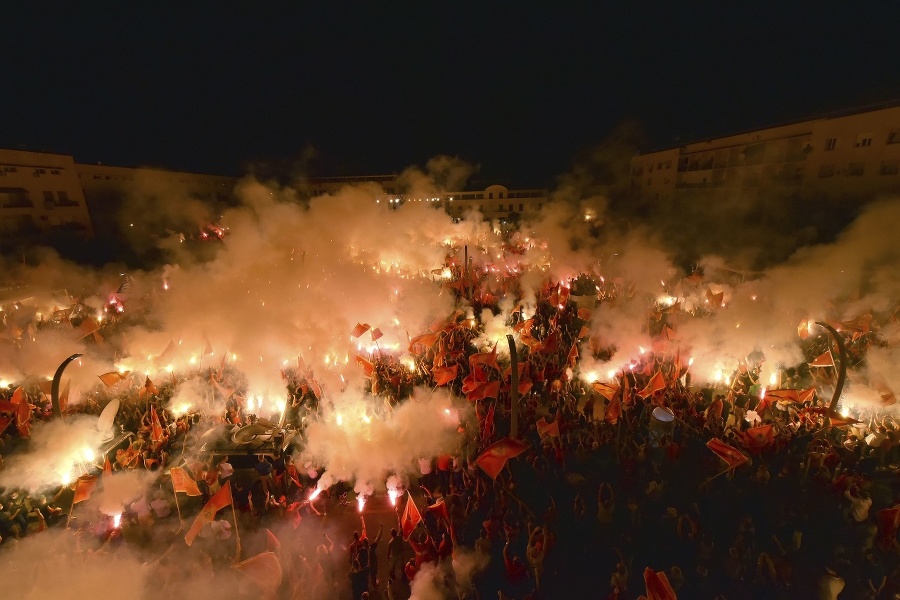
[
  {"x1": 185, "y1": 481, "x2": 233, "y2": 546},
  {"x1": 706, "y1": 438, "x2": 748, "y2": 471},
  {"x1": 355, "y1": 355, "x2": 375, "y2": 377},
  {"x1": 371, "y1": 327, "x2": 383, "y2": 341},
  {"x1": 577, "y1": 307, "x2": 593, "y2": 321},
  {"x1": 408, "y1": 331, "x2": 440, "y2": 352},
  {"x1": 73, "y1": 475, "x2": 99, "y2": 504},
  {"x1": 566, "y1": 343, "x2": 579, "y2": 368},
  {"x1": 475, "y1": 437, "x2": 529, "y2": 479},
  {"x1": 98, "y1": 371, "x2": 129, "y2": 388},
  {"x1": 763, "y1": 389, "x2": 800, "y2": 404},
  {"x1": 103, "y1": 456, "x2": 113, "y2": 477},
  {"x1": 400, "y1": 491, "x2": 423, "y2": 540},
  {"x1": 606, "y1": 392, "x2": 621, "y2": 424},
  {"x1": 639, "y1": 370, "x2": 667, "y2": 398},
  {"x1": 350, "y1": 323, "x2": 371, "y2": 338},
  {"x1": 705, "y1": 288, "x2": 724, "y2": 306},
  {"x1": 536, "y1": 416, "x2": 560, "y2": 439},
  {"x1": 469, "y1": 344, "x2": 500, "y2": 372},
  {"x1": 738, "y1": 424, "x2": 776, "y2": 453},
  {"x1": 13, "y1": 387, "x2": 32, "y2": 438},
  {"x1": 170, "y1": 466, "x2": 203, "y2": 496},
  {"x1": 466, "y1": 380, "x2": 501, "y2": 402},
  {"x1": 150, "y1": 406, "x2": 165, "y2": 442},
  {"x1": 798, "y1": 387, "x2": 817, "y2": 403},
  {"x1": 809, "y1": 350, "x2": 835, "y2": 368},
  {"x1": 591, "y1": 381, "x2": 618, "y2": 401},
  {"x1": 232, "y1": 551, "x2": 283, "y2": 596},
  {"x1": 433, "y1": 364, "x2": 458, "y2": 386}
]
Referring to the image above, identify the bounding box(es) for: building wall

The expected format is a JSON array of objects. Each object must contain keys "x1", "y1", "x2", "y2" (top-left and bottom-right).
[
  {"x1": 378, "y1": 184, "x2": 547, "y2": 224},
  {"x1": 630, "y1": 105, "x2": 900, "y2": 206},
  {"x1": 0, "y1": 149, "x2": 94, "y2": 243}
]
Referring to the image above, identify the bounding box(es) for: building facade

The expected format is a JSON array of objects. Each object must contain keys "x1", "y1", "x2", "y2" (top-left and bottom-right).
[
  {"x1": 0, "y1": 149, "x2": 94, "y2": 243},
  {"x1": 630, "y1": 104, "x2": 900, "y2": 207}
]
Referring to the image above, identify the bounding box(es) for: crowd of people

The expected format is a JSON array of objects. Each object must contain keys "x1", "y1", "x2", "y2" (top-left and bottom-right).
[{"x1": 0, "y1": 270, "x2": 898, "y2": 600}]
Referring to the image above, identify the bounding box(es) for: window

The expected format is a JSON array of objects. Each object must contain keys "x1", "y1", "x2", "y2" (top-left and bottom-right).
[
  {"x1": 846, "y1": 163, "x2": 865, "y2": 176},
  {"x1": 879, "y1": 161, "x2": 899, "y2": 175},
  {"x1": 818, "y1": 164, "x2": 835, "y2": 178},
  {"x1": 499, "y1": 192, "x2": 504, "y2": 199},
  {"x1": 854, "y1": 133, "x2": 874, "y2": 147},
  {"x1": 888, "y1": 131, "x2": 900, "y2": 145},
  {"x1": 488, "y1": 192, "x2": 493, "y2": 199},
  {"x1": 498, "y1": 204, "x2": 505, "y2": 211},
  {"x1": 519, "y1": 204, "x2": 523, "y2": 211},
  {"x1": 43, "y1": 191, "x2": 54, "y2": 209},
  {"x1": 824, "y1": 138, "x2": 838, "y2": 151}
]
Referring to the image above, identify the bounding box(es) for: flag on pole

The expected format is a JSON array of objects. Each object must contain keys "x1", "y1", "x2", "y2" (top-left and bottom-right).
[
  {"x1": 73, "y1": 475, "x2": 99, "y2": 504},
  {"x1": 185, "y1": 481, "x2": 233, "y2": 546},
  {"x1": 536, "y1": 416, "x2": 560, "y2": 439},
  {"x1": 98, "y1": 371, "x2": 129, "y2": 388},
  {"x1": 202, "y1": 337, "x2": 214, "y2": 356},
  {"x1": 155, "y1": 340, "x2": 177, "y2": 366},
  {"x1": 408, "y1": 332, "x2": 440, "y2": 352},
  {"x1": 592, "y1": 381, "x2": 618, "y2": 401},
  {"x1": 150, "y1": 406, "x2": 165, "y2": 442},
  {"x1": 469, "y1": 344, "x2": 500, "y2": 372},
  {"x1": 706, "y1": 438, "x2": 748, "y2": 471},
  {"x1": 232, "y1": 551, "x2": 283, "y2": 596},
  {"x1": 433, "y1": 364, "x2": 458, "y2": 386},
  {"x1": 170, "y1": 466, "x2": 203, "y2": 496},
  {"x1": 370, "y1": 328, "x2": 383, "y2": 341},
  {"x1": 639, "y1": 370, "x2": 667, "y2": 398},
  {"x1": 808, "y1": 350, "x2": 835, "y2": 368},
  {"x1": 355, "y1": 355, "x2": 375, "y2": 377},
  {"x1": 11, "y1": 387, "x2": 32, "y2": 437},
  {"x1": 350, "y1": 323, "x2": 371, "y2": 338},
  {"x1": 475, "y1": 438, "x2": 529, "y2": 479},
  {"x1": 400, "y1": 492, "x2": 423, "y2": 540},
  {"x1": 103, "y1": 456, "x2": 113, "y2": 477}
]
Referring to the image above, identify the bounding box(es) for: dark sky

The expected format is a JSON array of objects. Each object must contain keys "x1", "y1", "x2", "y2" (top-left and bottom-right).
[{"x1": 3, "y1": 3, "x2": 900, "y2": 188}]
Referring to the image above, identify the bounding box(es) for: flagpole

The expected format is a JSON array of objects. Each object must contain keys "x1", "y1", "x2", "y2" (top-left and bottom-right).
[
  {"x1": 230, "y1": 494, "x2": 242, "y2": 563},
  {"x1": 66, "y1": 499, "x2": 75, "y2": 529}
]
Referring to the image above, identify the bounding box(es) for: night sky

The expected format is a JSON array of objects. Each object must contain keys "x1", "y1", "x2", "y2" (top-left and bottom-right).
[{"x1": 3, "y1": 3, "x2": 900, "y2": 188}]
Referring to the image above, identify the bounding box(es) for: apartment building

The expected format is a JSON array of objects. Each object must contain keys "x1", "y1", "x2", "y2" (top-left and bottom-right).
[
  {"x1": 0, "y1": 149, "x2": 94, "y2": 242},
  {"x1": 630, "y1": 103, "x2": 900, "y2": 207}
]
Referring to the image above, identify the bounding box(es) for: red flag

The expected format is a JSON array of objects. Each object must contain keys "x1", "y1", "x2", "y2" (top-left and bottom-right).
[
  {"x1": 185, "y1": 481, "x2": 233, "y2": 546},
  {"x1": 808, "y1": 350, "x2": 835, "y2": 368},
  {"x1": 566, "y1": 343, "x2": 579, "y2": 368},
  {"x1": 155, "y1": 339, "x2": 177, "y2": 365},
  {"x1": 427, "y1": 499, "x2": 450, "y2": 523},
  {"x1": 605, "y1": 392, "x2": 621, "y2": 424},
  {"x1": 639, "y1": 370, "x2": 667, "y2": 398},
  {"x1": 150, "y1": 406, "x2": 165, "y2": 442},
  {"x1": 12, "y1": 387, "x2": 32, "y2": 437},
  {"x1": 466, "y1": 380, "x2": 501, "y2": 402},
  {"x1": 170, "y1": 466, "x2": 203, "y2": 496},
  {"x1": 475, "y1": 438, "x2": 529, "y2": 479},
  {"x1": 232, "y1": 551, "x2": 283, "y2": 595},
  {"x1": 0, "y1": 417, "x2": 10, "y2": 435},
  {"x1": 798, "y1": 387, "x2": 817, "y2": 403},
  {"x1": 481, "y1": 402, "x2": 495, "y2": 441},
  {"x1": 103, "y1": 456, "x2": 113, "y2": 477},
  {"x1": 577, "y1": 307, "x2": 593, "y2": 321},
  {"x1": 705, "y1": 288, "x2": 724, "y2": 306},
  {"x1": 577, "y1": 325, "x2": 591, "y2": 339},
  {"x1": 798, "y1": 319, "x2": 811, "y2": 340},
  {"x1": 400, "y1": 492, "x2": 423, "y2": 540},
  {"x1": 706, "y1": 438, "x2": 748, "y2": 471},
  {"x1": 877, "y1": 505, "x2": 900, "y2": 548},
  {"x1": 73, "y1": 475, "x2": 99, "y2": 504},
  {"x1": 433, "y1": 364, "x2": 458, "y2": 386},
  {"x1": 469, "y1": 344, "x2": 500, "y2": 372},
  {"x1": 763, "y1": 389, "x2": 800, "y2": 404},
  {"x1": 517, "y1": 379, "x2": 534, "y2": 395},
  {"x1": 203, "y1": 337, "x2": 214, "y2": 356},
  {"x1": 540, "y1": 331, "x2": 560, "y2": 354},
  {"x1": 210, "y1": 374, "x2": 234, "y2": 399},
  {"x1": 98, "y1": 371, "x2": 129, "y2": 388},
  {"x1": 355, "y1": 355, "x2": 375, "y2": 377},
  {"x1": 408, "y1": 332, "x2": 440, "y2": 352},
  {"x1": 536, "y1": 416, "x2": 560, "y2": 439},
  {"x1": 462, "y1": 365, "x2": 487, "y2": 394},
  {"x1": 308, "y1": 379, "x2": 323, "y2": 400},
  {"x1": 738, "y1": 424, "x2": 776, "y2": 453},
  {"x1": 370, "y1": 327, "x2": 383, "y2": 341},
  {"x1": 643, "y1": 567, "x2": 678, "y2": 600},
  {"x1": 591, "y1": 381, "x2": 618, "y2": 401},
  {"x1": 513, "y1": 318, "x2": 533, "y2": 334},
  {"x1": 74, "y1": 318, "x2": 100, "y2": 340},
  {"x1": 350, "y1": 323, "x2": 371, "y2": 338}
]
